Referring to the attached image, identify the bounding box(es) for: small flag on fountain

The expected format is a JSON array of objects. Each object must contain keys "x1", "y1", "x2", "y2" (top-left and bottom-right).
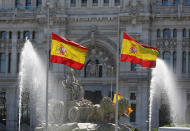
[
  {"x1": 50, "y1": 33, "x2": 88, "y2": 70},
  {"x1": 113, "y1": 90, "x2": 123, "y2": 104},
  {"x1": 126, "y1": 107, "x2": 133, "y2": 115},
  {"x1": 120, "y1": 32, "x2": 159, "y2": 68}
]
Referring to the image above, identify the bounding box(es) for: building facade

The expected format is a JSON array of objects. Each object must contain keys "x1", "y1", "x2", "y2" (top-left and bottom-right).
[{"x1": 0, "y1": 0, "x2": 190, "y2": 131}]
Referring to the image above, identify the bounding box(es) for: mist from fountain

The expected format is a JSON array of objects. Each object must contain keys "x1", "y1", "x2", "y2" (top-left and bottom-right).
[
  {"x1": 18, "y1": 40, "x2": 46, "y2": 131},
  {"x1": 149, "y1": 58, "x2": 184, "y2": 130}
]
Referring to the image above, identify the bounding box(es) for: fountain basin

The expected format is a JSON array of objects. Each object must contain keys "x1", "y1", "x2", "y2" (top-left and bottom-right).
[
  {"x1": 159, "y1": 127, "x2": 190, "y2": 131},
  {"x1": 35, "y1": 123, "x2": 131, "y2": 131}
]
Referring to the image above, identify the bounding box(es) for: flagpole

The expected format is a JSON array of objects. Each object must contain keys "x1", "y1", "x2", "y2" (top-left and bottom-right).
[
  {"x1": 45, "y1": 2, "x2": 50, "y2": 131},
  {"x1": 111, "y1": 66, "x2": 113, "y2": 99},
  {"x1": 115, "y1": 6, "x2": 120, "y2": 131}
]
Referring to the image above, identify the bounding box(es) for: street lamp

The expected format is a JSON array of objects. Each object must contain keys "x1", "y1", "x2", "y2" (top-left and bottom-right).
[{"x1": 45, "y1": 2, "x2": 50, "y2": 131}]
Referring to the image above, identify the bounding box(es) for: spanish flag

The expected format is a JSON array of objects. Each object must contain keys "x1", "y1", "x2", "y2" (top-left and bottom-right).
[
  {"x1": 50, "y1": 33, "x2": 88, "y2": 70},
  {"x1": 113, "y1": 90, "x2": 123, "y2": 104},
  {"x1": 120, "y1": 32, "x2": 159, "y2": 68},
  {"x1": 126, "y1": 107, "x2": 133, "y2": 115}
]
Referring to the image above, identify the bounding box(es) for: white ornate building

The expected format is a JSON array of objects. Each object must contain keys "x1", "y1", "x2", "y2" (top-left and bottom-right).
[{"x1": 0, "y1": 0, "x2": 190, "y2": 131}]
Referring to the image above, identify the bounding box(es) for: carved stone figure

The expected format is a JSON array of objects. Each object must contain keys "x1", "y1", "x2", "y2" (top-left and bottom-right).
[{"x1": 46, "y1": 69, "x2": 132, "y2": 131}]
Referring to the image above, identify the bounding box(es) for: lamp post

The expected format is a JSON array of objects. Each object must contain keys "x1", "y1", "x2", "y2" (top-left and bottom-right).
[
  {"x1": 115, "y1": 5, "x2": 120, "y2": 131},
  {"x1": 111, "y1": 66, "x2": 113, "y2": 99},
  {"x1": 45, "y1": 1, "x2": 50, "y2": 131}
]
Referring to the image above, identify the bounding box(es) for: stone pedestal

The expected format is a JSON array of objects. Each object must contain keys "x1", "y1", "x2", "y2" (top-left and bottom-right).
[{"x1": 159, "y1": 127, "x2": 190, "y2": 131}]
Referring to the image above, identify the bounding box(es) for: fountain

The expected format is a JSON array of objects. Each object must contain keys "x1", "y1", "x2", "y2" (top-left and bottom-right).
[
  {"x1": 35, "y1": 68, "x2": 132, "y2": 131},
  {"x1": 149, "y1": 58, "x2": 190, "y2": 131},
  {"x1": 19, "y1": 41, "x2": 132, "y2": 131},
  {"x1": 18, "y1": 40, "x2": 46, "y2": 131}
]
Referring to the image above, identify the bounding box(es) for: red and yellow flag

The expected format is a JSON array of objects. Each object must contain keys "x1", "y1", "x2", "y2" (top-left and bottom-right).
[
  {"x1": 126, "y1": 107, "x2": 133, "y2": 115},
  {"x1": 113, "y1": 90, "x2": 123, "y2": 104},
  {"x1": 50, "y1": 33, "x2": 88, "y2": 70},
  {"x1": 120, "y1": 32, "x2": 159, "y2": 68}
]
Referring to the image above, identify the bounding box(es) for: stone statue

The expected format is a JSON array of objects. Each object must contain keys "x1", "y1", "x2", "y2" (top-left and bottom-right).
[
  {"x1": 36, "y1": 69, "x2": 131, "y2": 131},
  {"x1": 62, "y1": 69, "x2": 84, "y2": 101}
]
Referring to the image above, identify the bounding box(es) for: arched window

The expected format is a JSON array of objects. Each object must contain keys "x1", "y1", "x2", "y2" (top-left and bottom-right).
[
  {"x1": 115, "y1": 0, "x2": 120, "y2": 4},
  {"x1": 84, "y1": 59, "x2": 102, "y2": 77},
  {"x1": 26, "y1": 0, "x2": 31, "y2": 9},
  {"x1": 93, "y1": 0, "x2": 98, "y2": 3},
  {"x1": 157, "y1": 29, "x2": 161, "y2": 38},
  {"x1": 163, "y1": 29, "x2": 171, "y2": 38},
  {"x1": 173, "y1": 29, "x2": 177, "y2": 38},
  {"x1": 71, "y1": 0, "x2": 76, "y2": 4},
  {"x1": 81, "y1": 0, "x2": 87, "y2": 6},
  {"x1": 183, "y1": 28, "x2": 187, "y2": 37},
  {"x1": 131, "y1": 63, "x2": 136, "y2": 71},
  {"x1": 0, "y1": 92, "x2": 6, "y2": 126},
  {"x1": 173, "y1": 0, "x2": 179, "y2": 5},
  {"x1": 15, "y1": 0, "x2": 20, "y2": 8},
  {"x1": 182, "y1": 51, "x2": 186, "y2": 73},
  {"x1": 0, "y1": 53, "x2": 6, "y2": 73},
  {"x1": 173, "y1": 52, "x2": 176, "y2": 72},
  {"x1": 0, "y1": 31, "x2": 7, "y2": 40},
  {"x1": 23, "y1": 31, "x2": 30, "y2": 39},
  {"x1": 104, "y1": 0, "x2": 109, "y2": 3},
  {"x1": 36, "y1": 0, "x2": 42, "y2": 8},
  {"x1": 185, "y1": 0, "x2": 190, "y2": 5},
  {"x1": 82, "y1": 0, "x2": 87, "y2": 4},
  {"x1": 162, "y1": 0, "x2": 168, "y2": 5},
  {"x1": 163, "y1": 51, "x2": 171, "y2": 65}
]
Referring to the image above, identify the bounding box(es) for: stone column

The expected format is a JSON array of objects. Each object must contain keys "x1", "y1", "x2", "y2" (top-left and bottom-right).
[
  {"x1": 6, "y1": 88, "x2": 17, "y2": 131},
  {"x1": 100, "y1": 0, "x2": 103, "y2": 7},
  {"x1": 89, "y1": 0, "x2": 92, "y2": 8},
  {"x1": 123, "y1": 0, "x2": 128, "y2": 9},
  {"x1": 76, "y1": 0, "x2": 79, "y2": 8},
  {"x1": 11, "y1": 31, "x2": 17, "y2": 76},
  {"x1": 176, "y1": 29, "x2": 183, "y2": 77},
  {"x1": 21, "y1": 0, "x2": 25, "y2": 8},
  {"x1": 132, "y1": 0, "x2": 136, "y2": 6},
  {"x1": 42, "y1": 0, "x2": 47, "y2": 8},
  {"x1": 98, "y1": 0, "x2": 101, "y2": 7},
  {"x1": 33, "y1": 0, "x2": 36, "y2": 8},
  {"x1": 87, "y1": 0, "x2": 91, "y2": 8},
  {"x1": 78, "y1": 0, "x2": 81, "y2": 8},
  {"x1": 109, "y1": 0, "x2": 113, "y2": 7}
]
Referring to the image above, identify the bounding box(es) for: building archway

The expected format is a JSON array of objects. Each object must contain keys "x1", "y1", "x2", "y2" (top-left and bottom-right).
[
  {"x1": 84, "y1": 43, "x2": 115, "y2": 78},
  {"x1": 79, "y1": 38, "x2": 116, "y2": 78}
]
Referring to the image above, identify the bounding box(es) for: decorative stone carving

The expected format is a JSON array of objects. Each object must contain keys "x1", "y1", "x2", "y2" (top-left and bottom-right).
[
  {"x1": 48, "y1": 70, "x2": 131, "y2": 129},
  {"x1": 164, "y1": 40, "x2": 169, "y2": 47},
  {"x1": 90, "y1": 25, "x2": 97, "y2": 32},
  {"x1": 62, "y1": 69, "x2": 84, "y2": 101}
]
